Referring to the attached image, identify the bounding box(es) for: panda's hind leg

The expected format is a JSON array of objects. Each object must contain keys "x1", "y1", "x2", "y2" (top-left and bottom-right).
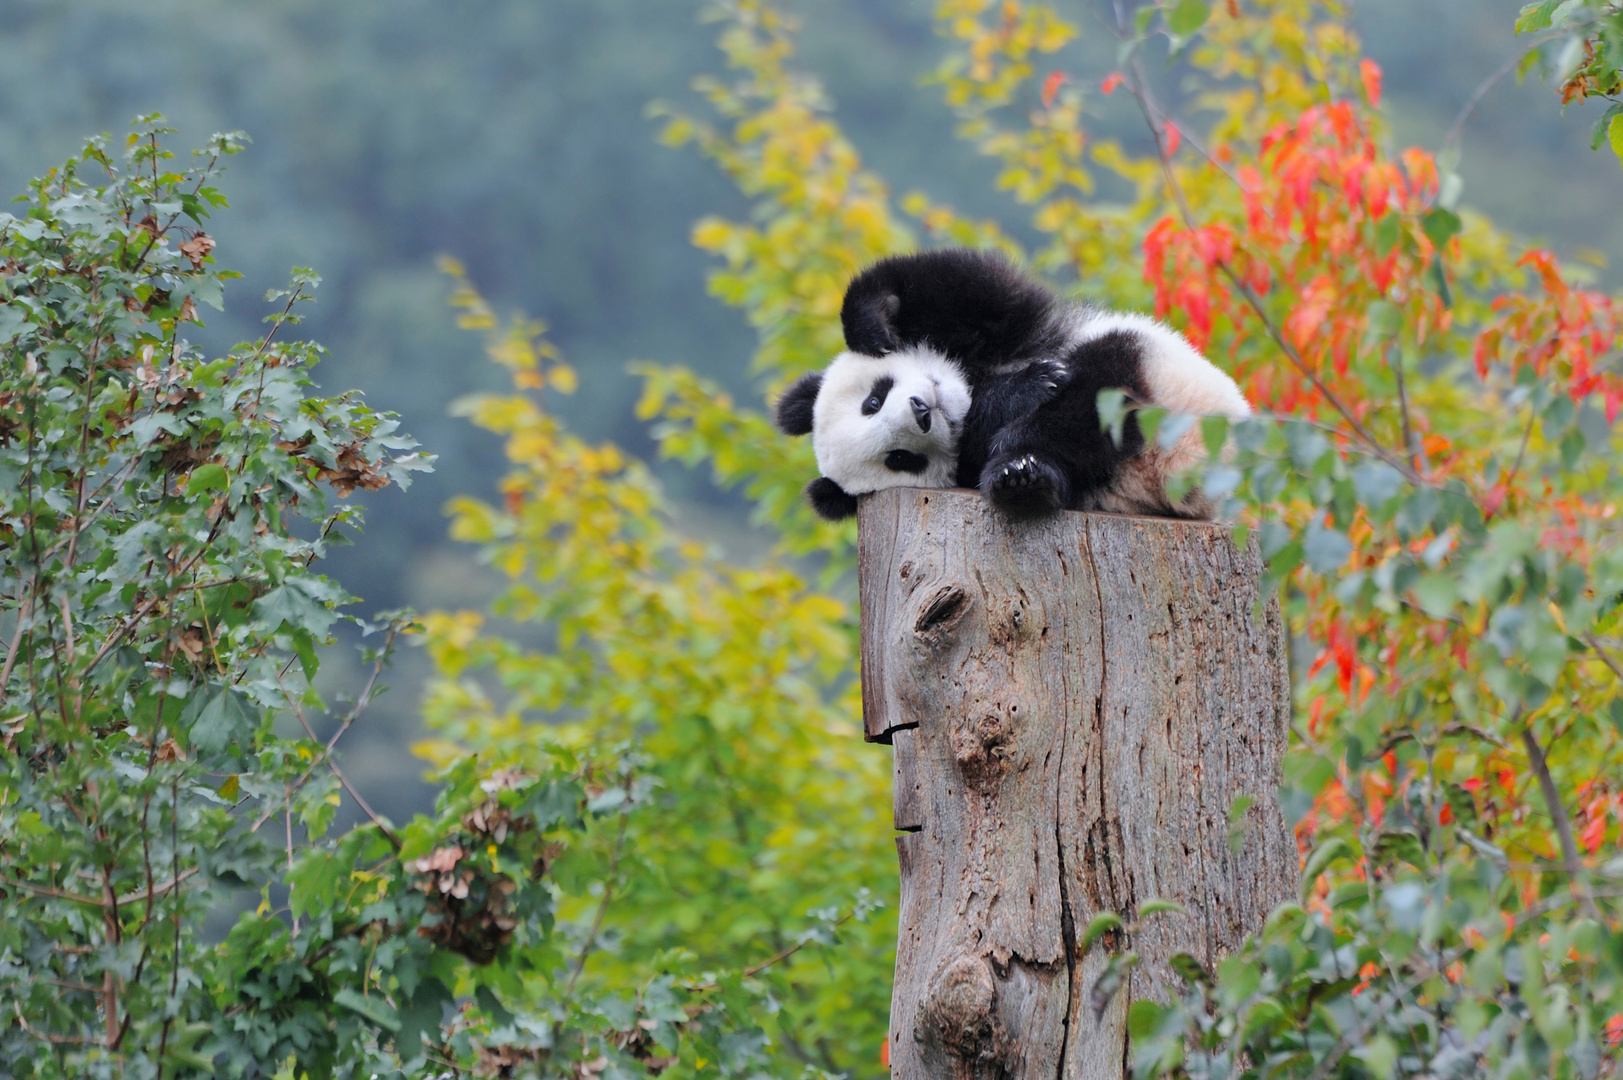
[{"x1": 976, "y1": 335, "x2": 1145, "y2": 517}]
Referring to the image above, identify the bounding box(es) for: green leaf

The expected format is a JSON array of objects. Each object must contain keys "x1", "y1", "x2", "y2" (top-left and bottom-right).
[
  {"x1": 292, "y1": 627, "x2": 320, "y2": 682},
  {"x1": 1422, "y1": 207, "x2": 1462, "y2": 247},
  {"x1": 1352, "y1": 461, "x2": 1405, "y2": 508},
  {"x1": 1413, "y1": 573, "x2": 1458, "y2": 618},
  {"x1": 1166, "y1": 0, "x2": 1211, "y2": 37},
  {"x1": 1589, "y1": 104, "x2": 1623, "y2": 150},
  {"x1": 1300, "y1": 838, "x2": 1355, "y2": 900},
  {"x1": 1201, "y1": 415, "x2": 1229, "y2": 459},
  {"x1": 1515, "y1": 0, "x2": 1559, "y2": 32},
  {"x1": 1098, "y1": 388, "x2": 1130, "y2": 447},
  {"x1": 1304, "y1": 521, "x2": 1353, "y2": 574},
  {"x1": 1139, "y1": 898, "x2": 1187, "y2": 918},
  {"x1": 1240, "y1": 998, "x2": 1286, "y2": 1042},
  {"x1": 1429, "y1": 254, "x2": 1454, "y2": 308},
  {"x1": 1363, "y1": 300, "x2": 1403, "y2": 344},
  {"x1": 186, "y1": 686, "x2": 257, "y2": 756},
  {"x1": 1353, "y1": 1035, "x2": 1399, "y2": 1080},
  {"x1": 184, "y1": 462, "x2": 228, "y2": 494},
  {"x1": 1373, "y1": 213, "x2": 1402, "y2": 255},
  {"x1": 1228, "y1": 793, "x2": 1255, "y2": 855},
  {"x1": 1127, "y1": 999, "x2": 1168, "y2": 1040},
  {"x1": 335, "y1": 988, "x2": 401, "y2": 1033},
  {"x1": 1610, "y1": 112, "x2": 1623, "y2": 170},
  {"x1": 0, "y1": 303, "x2": 27, "y2": 344},
  {"x1": 1081, "y1": 912, "x2": 1124, "y2": 954}
]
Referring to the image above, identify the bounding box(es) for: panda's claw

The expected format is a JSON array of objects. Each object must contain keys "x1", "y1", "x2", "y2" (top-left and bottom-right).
[{"x1": 982, "y1": 451, "x2": 1067, "y2": 517}]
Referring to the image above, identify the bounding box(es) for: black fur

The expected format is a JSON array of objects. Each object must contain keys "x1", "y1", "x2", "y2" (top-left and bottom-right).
[
  {"x1": 790, "y1": 248, "x2": 1213, "y2": 521},
  {"x1": 973, "y1": 331, "x2": 1150, "y2": 517},
  {"x1": 884, "y1": 449, "x2": 930, "y2": 474},
  {"x1": 805, "y1": 476, "x2": 859, "y2": 520},
  {"x1": 776, "y1": 371, "x2": 822, "y2": 436},
  {"x1": 842, "y1": 251, "x2": 1163, "y2": 518},
  {"x1": 842, "y1": 249, "x2": 1064, "y2": 369}
]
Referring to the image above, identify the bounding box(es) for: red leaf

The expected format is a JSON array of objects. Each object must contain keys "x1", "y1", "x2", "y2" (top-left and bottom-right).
[
  {"x1": 1581, "y1": 813, "x2": 1606, "y2": 854},
  {"x1": 1042, "y1": 71, "x2": 1066, "y2": 108},
  {"x1": 1360, "y1": 59, "x2": 1383, "y2": 109},
  {"x1": 1101, "y1": 72, "x2": 1124, "y2": 96},
  {"x1": 1439, "y1": 803, "x2": 1454, "y2": 825},
  {"x1": 1163, "y1": 121, "x2": 1182, "y2": 157}
]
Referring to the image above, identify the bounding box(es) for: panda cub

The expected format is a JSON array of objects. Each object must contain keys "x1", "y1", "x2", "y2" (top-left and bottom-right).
[{"x1": 774, "y1": 248, "x2": 1251, "y2": 521}]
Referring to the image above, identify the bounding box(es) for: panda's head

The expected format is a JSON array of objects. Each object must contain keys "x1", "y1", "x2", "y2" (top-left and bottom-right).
[{"x1": 775, "y1": 346, "x2": 971, "y2": 521}]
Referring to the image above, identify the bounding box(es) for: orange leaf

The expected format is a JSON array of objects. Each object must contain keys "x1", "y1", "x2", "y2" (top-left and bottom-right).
[
  {"x1": 1163, "y1": 121, "x2": 1182, "y2": 157},
  {"x1": 1359, "y1": 59, "x2": 1383, "y2": 109},
  {"x1": 1101, "y1": 72, "x2": 1124, "y2": 95},
  {"x1": 1042, "y1": 71, "x2": 1066, "y2": 108},
  {"x1": 1582, "y1": 813, "x2": 1606, "y2": 854}
]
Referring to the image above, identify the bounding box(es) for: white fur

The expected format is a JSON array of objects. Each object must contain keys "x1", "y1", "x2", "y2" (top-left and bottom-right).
[
  {"x1": 1068, "y1": 309, "x2": 1251, "y2": 472},
  {"x1": 812, "y1": 347, "x2": 971, "y2": 496}
]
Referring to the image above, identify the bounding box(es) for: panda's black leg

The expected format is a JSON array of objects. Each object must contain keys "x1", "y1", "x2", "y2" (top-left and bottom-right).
[
  {"x1": 976, "y1": 340, "x2": 1143, "y2": 517},
  {"x1": 981, "y1": 450, "x2": 1069, "y2": 517}
]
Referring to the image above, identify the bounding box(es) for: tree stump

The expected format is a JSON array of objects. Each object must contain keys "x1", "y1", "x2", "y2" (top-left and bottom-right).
[{"x1": 858, "y1": 488, "x2": 1298, "y2": 1080}]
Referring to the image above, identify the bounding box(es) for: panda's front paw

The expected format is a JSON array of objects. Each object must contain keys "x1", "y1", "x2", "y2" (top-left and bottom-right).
[{"x1": 981, "y1": 452, "x2": 1068, "y2": 517}]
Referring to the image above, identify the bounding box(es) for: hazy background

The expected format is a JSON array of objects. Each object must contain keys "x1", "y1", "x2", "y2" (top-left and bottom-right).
[{"x1": 3, "y1": 0, "x2": 1617, "y2": 820}]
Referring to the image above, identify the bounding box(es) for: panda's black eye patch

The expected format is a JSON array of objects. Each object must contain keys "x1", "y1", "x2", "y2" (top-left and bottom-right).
[{"x1": 861, "y1": 375, "x2": 895, "y2": 417}]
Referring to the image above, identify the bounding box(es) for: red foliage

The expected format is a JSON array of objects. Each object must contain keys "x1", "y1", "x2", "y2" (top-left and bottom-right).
[
  {"x1": 1474, "y1": 251, "x2": 1623, "y2": 421},
  {"x1": 1142, "y1": 103, "x2": 1448, "y2": 420}
]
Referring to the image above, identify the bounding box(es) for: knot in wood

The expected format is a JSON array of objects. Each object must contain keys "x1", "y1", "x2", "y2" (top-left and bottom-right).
[
  {"x1": 917, "y1": 955, "x2": 1007, "y2": 1075},
  {"x1": 952, "y1": 711, "x2": 1013, "y2": 791},
  {"x1": 914, "y1": 584, "x2": 970, "y2": 644}
]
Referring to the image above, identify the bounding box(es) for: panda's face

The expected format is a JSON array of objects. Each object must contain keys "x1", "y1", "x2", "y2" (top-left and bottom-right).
[{"x1": 811, "y1": 348, "x2": 970, "y2": 496}]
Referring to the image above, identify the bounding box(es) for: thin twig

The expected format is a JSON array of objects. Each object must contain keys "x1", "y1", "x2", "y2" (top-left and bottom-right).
[
  {"x1": 565, "y1": 810, "x2": 630, "y2": 998},
  {"x1": 7, "y1": 865, "x2": 203, "y2": 911},
  {"x1": 685, "y1": 911, "x2": 859, "y2": 991},
  {"x1": 1222, "y1": 268, "x2": 1422, "y2": 481},
  {"x1": 1519, "y1": 722, "x2": 1601, "y2": 919},
  {"x1": 1439, "y1": 25, "x2": 1592, "y2": 162},
  {"x1": 0, "y1": 594, "x2": 34, "y2": 702},
  {"x1": 1386, "y1": 343, "x2": 1423, "y2": 473},
  {"x1": 265, "y1": 625, "x2": 405, "y2": 849},
  {"x1": 1584, "y1": 633, "x2": 1623, "y2": 684}
]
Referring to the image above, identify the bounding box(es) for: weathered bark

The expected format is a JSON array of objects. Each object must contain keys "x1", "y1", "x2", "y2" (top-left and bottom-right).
[{"x1": 860, "y1": 488, "x2": 1297, "y2": 1080}]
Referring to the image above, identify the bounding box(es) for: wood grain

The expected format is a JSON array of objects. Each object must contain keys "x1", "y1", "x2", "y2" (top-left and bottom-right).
[{"x1": 859, "y1": 488, "x2": 1296, "y2": 1080}]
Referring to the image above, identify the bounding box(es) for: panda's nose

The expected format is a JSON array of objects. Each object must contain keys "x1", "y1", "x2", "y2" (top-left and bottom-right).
[{"x1": 910, "y1": 396, "x2": 932, "y2": 433}]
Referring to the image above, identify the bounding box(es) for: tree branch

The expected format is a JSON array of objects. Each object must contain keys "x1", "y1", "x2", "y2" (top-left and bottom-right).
[
  {"x1": 566, "y1": 809, "x2": 630, "y2": 998},
  {"x1": 1519, "y1": 722, "x2": 1600, "y2": 919}
]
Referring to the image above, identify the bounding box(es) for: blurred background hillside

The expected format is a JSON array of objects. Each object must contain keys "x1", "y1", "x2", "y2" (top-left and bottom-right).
[{"x1": 4, "y1": 0, "x2": 1616, "y2": 819}]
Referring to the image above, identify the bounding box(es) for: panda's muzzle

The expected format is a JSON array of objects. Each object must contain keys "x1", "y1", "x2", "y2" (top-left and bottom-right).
[{"x1": 909, "y1": 396, "x2": 932, "y2": 433}]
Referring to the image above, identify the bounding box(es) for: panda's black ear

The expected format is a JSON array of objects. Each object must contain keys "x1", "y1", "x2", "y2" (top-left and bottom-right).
[
  {"x1": 775, "y1": 371, "x2": 823, "y2": 436},
  {"x1": 842, "y1": 286, "x2": 901, "y2": 357},
  {"x1": 806, "y1": 477, "x2": 860, "y2": 521}
]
